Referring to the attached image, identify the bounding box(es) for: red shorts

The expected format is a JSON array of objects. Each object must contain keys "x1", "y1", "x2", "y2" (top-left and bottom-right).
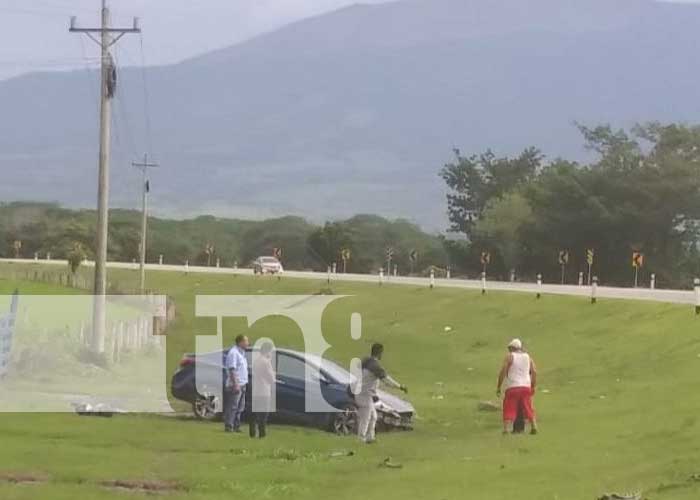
[{"x1": 503, "y1": 387, "x2": 535, "y2": 422}]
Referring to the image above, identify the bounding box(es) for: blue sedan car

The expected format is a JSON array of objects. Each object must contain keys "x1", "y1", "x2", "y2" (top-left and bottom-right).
[{"x1": 171, "y1": 347, "x2": 414, "y2": 434}]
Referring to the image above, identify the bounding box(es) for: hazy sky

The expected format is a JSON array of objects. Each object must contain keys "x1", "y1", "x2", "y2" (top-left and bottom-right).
[{"x1": 0, "y1": 0, "x2": 390, "y2": 80}]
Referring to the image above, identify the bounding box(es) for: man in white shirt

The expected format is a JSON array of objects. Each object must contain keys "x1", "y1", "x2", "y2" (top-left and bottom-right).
[
  {"x1": 224, "y1": 335, "x2": 250, "y2": 433},
  {"x1": 354, "y1": 343, "x2": 408, "y2": 444},
  {"x1": 496, "y1": 338, "x2": 538, "y2": 435}
]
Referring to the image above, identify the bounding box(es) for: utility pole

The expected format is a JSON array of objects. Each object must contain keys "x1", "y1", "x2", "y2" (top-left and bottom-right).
[
  {"x1": 133, "y1": 154, "x2": 159, "y2": 294},
  {"x1": 70, "y1": 2, "x2": 141, "y2": 354}
]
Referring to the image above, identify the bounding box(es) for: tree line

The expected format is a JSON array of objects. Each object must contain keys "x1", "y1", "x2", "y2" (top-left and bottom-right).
[
  {"x1": 0, "y1": 204, "x2": 446, "y2": 275},
  {"x1": 440, "y1": 123, "x2": 700, "y2": 287}
]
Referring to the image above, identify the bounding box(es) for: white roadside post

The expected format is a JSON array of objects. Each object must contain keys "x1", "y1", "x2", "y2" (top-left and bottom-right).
[
  {"x1": 694, "y1": 278, "x2": 700, "y2": 315},
  {"x1": 429, "y1": 268, "x2": 435, "y2": 289},
  {"x1": 650, "y1": 273, "x2": 656, "y2": 290},
  {"x1": 184, "y1": 260, "x2": 189, "y2": 275},
  {"x1": 327, "y1": 266, "x2": 332, "y2": 284},
  {"x1": 591, "y1": 276, "x2": 598, "y2": 304},
  {"x1": 446, "y1": 266, "x2": 451, "y2": 280},
  {"x1": 46, "y1": 253, "x2": 51, "y2": 261},
  {"x1": 481, "y1": 271, "x2": 487, "y2": 295},
  {"x1": 332, "y1": 262, "x2": 337, "y2": 275},
  {"x1": 536, "y1": 273, "x2": 543, "y2": 299},
  {"x1": 578, "y1": 272, "x2": 584, "y2": 286},
  {"x1": 393, "y1": 264, "x2": 398, "y2": 277},
  {"x1": 34, "y1": 252, "x2": 38, "y2": 261},
  {"x1": 159, "y1": 254, "x2": 163, "y2": 265},
  {"x1": 379, "y1": 268, "x2": 384, "y2": 286},
  {"x1": 216, "y1": 258, "x2": 220, "y2": 268}
]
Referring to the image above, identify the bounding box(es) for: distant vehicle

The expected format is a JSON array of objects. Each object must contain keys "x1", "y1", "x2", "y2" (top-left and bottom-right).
[
  {"x1": 171, "y1": 347, "x2": 414, "y2": 435},
  {"x1": 253, "y1": 256, "x2": 284, "y2": 274}
]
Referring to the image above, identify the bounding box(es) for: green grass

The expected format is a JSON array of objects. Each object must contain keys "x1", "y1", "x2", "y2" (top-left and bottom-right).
[{"x1": 1, "y1": 266, "x2": 700, "y2": 499}]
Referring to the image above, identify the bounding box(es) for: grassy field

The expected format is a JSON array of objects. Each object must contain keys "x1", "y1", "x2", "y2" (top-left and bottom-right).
[{"x1": 1, "y1": 266, "x2": 700, "y2": 499}]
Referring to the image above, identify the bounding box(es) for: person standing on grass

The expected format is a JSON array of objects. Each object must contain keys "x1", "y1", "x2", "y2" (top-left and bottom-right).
[
  {"x1": 223, "y1": 334, "x2": 250, "y2": 433},
  {"x1": 496, "y1": 338, "x2": 538, "y2": 435},
  {"x1": 354, "y1": 343, "x2": 408, "y2": 444},
  {"x1": 250, "y1": 341, "x2": 275, "y2": 439}
]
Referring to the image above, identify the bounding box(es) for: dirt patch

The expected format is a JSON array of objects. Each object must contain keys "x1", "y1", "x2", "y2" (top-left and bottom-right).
[
  {"x1": 0, "y1": 471, "x2": 48, "y2": 485},
  {"x1": 100, "y1": 479, "x2": 187, "y2": 495}
]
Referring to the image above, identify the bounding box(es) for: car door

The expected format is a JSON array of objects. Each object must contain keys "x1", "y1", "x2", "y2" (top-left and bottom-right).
[{"x1": 274, "y1": 352, "x2": 308, "y2": 422}]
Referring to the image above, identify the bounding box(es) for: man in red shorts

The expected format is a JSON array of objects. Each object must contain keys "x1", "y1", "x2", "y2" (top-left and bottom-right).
[{"x1": 496, "y1": 338, "x2": 538, "y2": 435}]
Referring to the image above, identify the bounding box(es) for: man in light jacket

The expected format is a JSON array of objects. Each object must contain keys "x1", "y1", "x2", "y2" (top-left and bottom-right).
[{"x1": 250, "y1": 341, "x2": 275, "y2": 438}]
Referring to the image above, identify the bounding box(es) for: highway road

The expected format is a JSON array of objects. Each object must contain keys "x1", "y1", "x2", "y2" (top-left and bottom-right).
[{"x1": 1, "y1": 258, "x2": 697, "y2": 306}]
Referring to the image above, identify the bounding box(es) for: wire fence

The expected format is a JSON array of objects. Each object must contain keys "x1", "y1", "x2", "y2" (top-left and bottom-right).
[{"x1": 0, "y1": 262, "x2": 176, "y2": 365}]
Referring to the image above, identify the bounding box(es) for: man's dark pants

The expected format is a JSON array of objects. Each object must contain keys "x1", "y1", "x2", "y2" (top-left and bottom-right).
[
  {"x1": 249, "y1": 412, "x2": 269, "y2": 438},
  {"x1": 223, "y1": 384, "x2": 247, "y2": 431}
]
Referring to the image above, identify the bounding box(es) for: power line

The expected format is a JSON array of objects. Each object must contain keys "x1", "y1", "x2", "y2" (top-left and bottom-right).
[{"x1": 139, "y1": 34, "x2": 154, "y2": 157}]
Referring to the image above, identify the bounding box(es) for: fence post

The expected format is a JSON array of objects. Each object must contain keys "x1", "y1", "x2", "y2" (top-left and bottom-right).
[
  {"x1": 446, "y1": 267, "x2": 451, "y2": 280},
  {"x1": 694, "y1": 278, "x2": 700, "y2": 315},
  {"x1": 536, "y1": 273, "x2": 542, "y2": 299},
  {"x1": 578, "y1": 272, "x2": 584, "y2": 286},
  {"x1": 379, "y1": 268, "x2": 384, "y2": 286},
  {"x1": 429, "y1": 268, "x2": 435, "y2": 289},
  {"x1": 159, "y1": 254, "x2": 163, "y2": 265},
  {"x1": 650, "y1": 273, "x2": 656, "y2": 290},
  {"x1": 481, "y1": 271, "x2": 487, "y2": 295},
  {"x1": 184, "y1": 260, "x2": 189, "y2": 275}
]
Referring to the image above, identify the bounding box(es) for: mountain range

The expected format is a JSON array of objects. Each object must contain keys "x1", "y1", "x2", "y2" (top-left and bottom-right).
[{"x1": 1, "y1": 0, "x2": 700, "y2": 229}]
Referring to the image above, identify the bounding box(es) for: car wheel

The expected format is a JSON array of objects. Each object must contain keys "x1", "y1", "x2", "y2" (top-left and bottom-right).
[
  {"x1": 330, "y1": 405, "x2": 358, "y2": 435},
  {"x1": 192, "y1": 394, "x2": 219, "y2": 421}
]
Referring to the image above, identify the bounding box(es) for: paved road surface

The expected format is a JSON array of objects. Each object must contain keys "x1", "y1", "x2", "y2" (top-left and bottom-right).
[{"x1": 1, "y1": 258, "x2": 697, "y2": 306}]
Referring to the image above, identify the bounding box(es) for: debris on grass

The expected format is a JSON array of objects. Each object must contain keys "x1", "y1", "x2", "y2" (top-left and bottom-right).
[
  {"x1": 541, "y1": 389, "x2": 551, "y2": 394},
  {"x1": 379, "y1": 457, "x2": 403, "y2": 469},
  {"x1": 597, "y1": 493, "x2": 642, "y2": 500},
  {"x1": 478, "y1": 401, "x2": 500, "y2": 412},
  {"x1": 328, "y1": 450, "x2": 355, "y2": 458},
  {"x1": 100, "y1": 479, "x2": 187, "y2": 495},
  {"x1": 72, "y1": 402, "x2": 119, "y2": 417},
  {"x1": 229, "y1": 448, "x2": 250, "y2": 456},
  {"x1": 0, "y1": 472, "x2": 48, "y2": 485},
  {"x1": 443, "y1": 326, "x2": 452, "y2": 333}
]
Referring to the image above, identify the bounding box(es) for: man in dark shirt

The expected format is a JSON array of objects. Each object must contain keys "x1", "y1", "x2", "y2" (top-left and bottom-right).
[{"x1": 354, "y1": 343, "x2": 407, "y2": 443}]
